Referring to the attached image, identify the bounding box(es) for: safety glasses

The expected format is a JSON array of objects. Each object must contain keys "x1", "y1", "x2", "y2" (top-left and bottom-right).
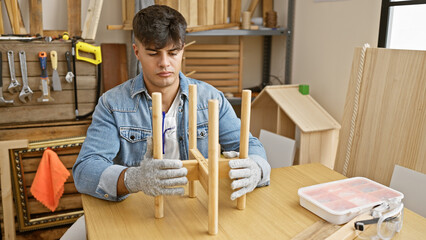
[{"x1": 354, "y1": 198, "x2": 404, "y2": 240}]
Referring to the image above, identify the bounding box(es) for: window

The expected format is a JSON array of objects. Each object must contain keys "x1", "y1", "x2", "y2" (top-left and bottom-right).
[{"x1": 378, "y1": 0, "x2": 426, "y2": 50}]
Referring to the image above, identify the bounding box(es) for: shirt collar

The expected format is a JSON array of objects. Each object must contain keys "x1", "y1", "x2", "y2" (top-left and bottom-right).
[{"x1": 130, "y1": 72, "x2": 190, "y2": 100}]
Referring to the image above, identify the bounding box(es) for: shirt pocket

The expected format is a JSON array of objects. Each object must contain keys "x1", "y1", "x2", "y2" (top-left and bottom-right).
[
  {"x1": 119, "y1": 127, "x2": 152, "y2": 166},
  {"x1": 196, "y1": 123, "x2": 209, "y2": 157}
]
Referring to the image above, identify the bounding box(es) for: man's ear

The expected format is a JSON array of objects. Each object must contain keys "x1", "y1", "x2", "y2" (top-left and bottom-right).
[{"x1": 132, "y1": 43, "x2": 139, "y2": 58}]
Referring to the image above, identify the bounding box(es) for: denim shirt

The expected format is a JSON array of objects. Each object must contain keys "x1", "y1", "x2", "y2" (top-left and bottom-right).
[{"x1": 73, "y1": 72, "x2": 271, "y2": 201}]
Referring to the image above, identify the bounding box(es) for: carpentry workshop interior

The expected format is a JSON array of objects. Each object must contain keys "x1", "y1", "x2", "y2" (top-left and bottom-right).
[{"x1": 0, "y1": 0, "x2": 425, "y2": 239}]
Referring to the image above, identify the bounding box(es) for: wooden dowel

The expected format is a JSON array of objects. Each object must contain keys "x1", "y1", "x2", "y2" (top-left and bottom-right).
[
  {"x1": 208, "y1": 99, "x2": 219, "y2": 235},
  {"x1": 152, "y1": 92, "x2": 164, "y2": 218},
  {"x1": 237, "y1": 90, "x2": 251, "y2": 210},
  {"x1": 188, "y1": 84, "x2": 197, "y2": 198}
]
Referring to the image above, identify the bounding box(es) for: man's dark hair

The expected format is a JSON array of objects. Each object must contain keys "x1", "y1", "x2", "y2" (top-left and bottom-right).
[{"x1": 133, "y1": 5, "x2": 187, "y2": 49}]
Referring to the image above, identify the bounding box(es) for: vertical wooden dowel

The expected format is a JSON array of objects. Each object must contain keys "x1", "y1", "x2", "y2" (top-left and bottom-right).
[
  {"x1": 208, "y1": 100, "x2": 219, "y2": 235},
  {"x1": 237, "y1": 90, "x2": 251, "y2": 210},
  {"x1": 152, "y1": 92, "x2": 164, "y2": 218},
  {"x1": 188, "y1": 84, "x2": 197, "y2": 198}
]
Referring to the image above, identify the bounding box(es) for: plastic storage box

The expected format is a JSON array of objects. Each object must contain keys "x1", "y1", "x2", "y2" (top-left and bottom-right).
[{"x1": 298, "y1": 177, "x2": 404, "y2": 225}]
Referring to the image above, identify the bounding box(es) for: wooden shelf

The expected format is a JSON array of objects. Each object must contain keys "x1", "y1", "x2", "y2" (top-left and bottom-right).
[{"x1": 186, "y1": 27, "x2": 286, "y2": 36}]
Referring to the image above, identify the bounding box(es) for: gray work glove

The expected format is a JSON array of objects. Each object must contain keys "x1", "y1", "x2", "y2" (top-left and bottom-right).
[
  {"x1": 124, "y1": 158, "x2": 188, "y2": 196},
  {"x1": 229, "y1": 158, "x2": 261, "y2": 200}
]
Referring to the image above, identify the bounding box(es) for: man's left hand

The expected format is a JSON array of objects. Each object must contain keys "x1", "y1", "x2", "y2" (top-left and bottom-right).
[{"x1": 228, "y1": 158, "x2": 261, "y2": 200}]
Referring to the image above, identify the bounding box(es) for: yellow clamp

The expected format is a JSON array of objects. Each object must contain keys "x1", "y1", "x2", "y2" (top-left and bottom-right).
[{"x1": 76, "y1": 42, "x2": 102, "y2": 65}]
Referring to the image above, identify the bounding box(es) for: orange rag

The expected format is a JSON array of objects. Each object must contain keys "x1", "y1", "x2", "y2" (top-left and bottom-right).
[{"x1": 30, "y1": 148, "x2": 70, "y2": 212}]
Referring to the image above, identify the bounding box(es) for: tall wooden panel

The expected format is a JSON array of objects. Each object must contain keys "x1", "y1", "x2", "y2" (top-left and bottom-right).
[{"x1": 334, "y1": 48, "x2": 426, "y2": 185}]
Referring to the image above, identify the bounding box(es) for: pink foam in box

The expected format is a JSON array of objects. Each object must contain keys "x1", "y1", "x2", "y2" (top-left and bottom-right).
[{"x1": 298, "y1": 177, "x2": 404, "y2": 224}]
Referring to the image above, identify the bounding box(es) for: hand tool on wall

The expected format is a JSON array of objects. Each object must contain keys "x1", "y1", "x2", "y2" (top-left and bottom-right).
[
  {"x1": 7, "y1": 50, "x2": 21, "y2": 93},
  {"x1": 65, "y1": 51, "x2": 74, "y2": 83},
  {"x1": 37, "y1": 52, "x2": 54, "y2": 103},
  {"x1": 18, "y1": 50, "x2": 33, "y2": 103},
  {"x1": 0, "y1": 52, "x2": 14, "y2": 105},
  {"x1": 50, "y1": 51, "x2": 62, "y2": 91},
  {"x1": 72, "y1": 39, "x2": 102, "y2": 120}
]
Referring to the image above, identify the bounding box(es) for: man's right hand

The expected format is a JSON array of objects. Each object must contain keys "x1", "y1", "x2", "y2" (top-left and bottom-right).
[{"x1": 124, "y1": 159, "x2": 188, "y2": 196}]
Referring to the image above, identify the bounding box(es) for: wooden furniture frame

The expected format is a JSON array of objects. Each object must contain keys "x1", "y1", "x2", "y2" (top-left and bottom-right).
[
  {"x1": 0, "y1": 137, "x2": 86, "y2": 239},
  {"x1": 151, "y1": 85, "x2": 252, "y2": 235}
]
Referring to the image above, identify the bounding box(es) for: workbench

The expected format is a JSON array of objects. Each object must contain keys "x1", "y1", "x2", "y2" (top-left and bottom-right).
[{"x1": 82, "y1": 163, "x2": 426, "y2": 239}]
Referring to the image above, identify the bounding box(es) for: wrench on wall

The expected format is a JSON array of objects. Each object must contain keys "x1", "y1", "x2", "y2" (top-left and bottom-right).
[
  {"x1": 0, "y1": 51, "x2": 14, "y2": 105},
  {"x1": 19, "y1": 51, "x2": 33, "y2": 103},
  {"x1": 7, "y1": 50, "x2": 21, "y2": 93}
]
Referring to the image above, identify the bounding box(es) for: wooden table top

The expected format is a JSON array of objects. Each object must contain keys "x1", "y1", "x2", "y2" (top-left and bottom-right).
[{"x1": 82, "y1": 163, "x2": 426, "y2": 239}]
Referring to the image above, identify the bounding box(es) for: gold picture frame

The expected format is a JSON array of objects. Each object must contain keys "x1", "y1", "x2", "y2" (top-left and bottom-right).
[{"x1": 9, "y1": 137, "x2": 86, "y2": 232}]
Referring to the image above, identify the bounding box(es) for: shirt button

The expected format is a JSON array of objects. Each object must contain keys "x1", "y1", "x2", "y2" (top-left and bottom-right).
[
  {"x1": 179, "y1": 136, "x2": 183, "y2": 141},
  {"x1": 104, "y1": 194, "x2": 109, "y2": 198},
  {"x1": 130, "y1": 135, "x2": 135, "y2": 140},
  {"x1": 178, "y1": 108, "x2": 182, "y2": 112}
]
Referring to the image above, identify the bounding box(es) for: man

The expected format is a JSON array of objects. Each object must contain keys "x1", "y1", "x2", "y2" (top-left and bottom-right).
[{"x1": 73, "y1": 5, "x2": 270, "y2": 205}]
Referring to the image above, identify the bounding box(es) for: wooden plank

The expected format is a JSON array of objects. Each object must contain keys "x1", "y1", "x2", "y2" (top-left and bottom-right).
[
  {"x1": 247, "y1": 0, "x2": 260, "y2": 17},
  {"x1": 28, "y1": 182, "x2": 78, "y2": 198},
  {"x1": 224, "y1": 0, "x2": 228, "y2": 23},
  {"x1": 185, "y1": 58, "x2": 239, "y2": 65},
  {"x1": 230, "y1": 0, "x2": 241, "y2": 23},
  {"x1": 198, "y1": 80, "x2": 238, "y2": 87},
  {"x1": 197, "y1": 0, "x2": 206, "y2": 26},
  {"x1": 0, "y1": 1, "x2": 4, "y2": 34},
  {"x1": 0, "y1": 139, "x2": 29, "y2": 240},
  {"x1": 27, "y1": 194, "x2": 82, "y2": 215},
  {"x1": 335, "y1": 48, "x2": 426, "y2": 184},
  {"x1": 216, "y1": 86, "x2": 238, "y2": 93},
  {"x1": 0, "y1": 123, "x2": 90, "y2": 142},
  {"x1": 2, "y1": 76, "x2": 96, "y2": 93},
  {"x1": 125, "y1": 0, "x2": 135, "y2": 25},
  {"x1": 4, "y1": 0, "x2": 26, "y2": 34},
  {"x1": 238, "y1": 37, "x2": 243, "y2": 92},
  {"x1": 191, "y1": 73, "x2": 238, "y2": 79},
  {"x1": 67, "y1": 0, "x2": 82, "y2": 37},
  {"x1": 179, "y1": 0, "x2": 189, "y2": 24},
  {"x1": 184, "y1": 51, "x2": 239, "y2": 58},
  {"x1": 1, "y1": 89, "x2": 95, "y2": 107},
  {"x1": 2, "y1": 61, "x2": 96, "y2": 77},
  {"x1": 214, "y1": 0, "x2": 224, "y2": 25},
  {"x1": 23, "y1": 155, "x2": 78, "y2": 172},
  {"x1": 101, "y1": 43, "x2": 128, "y2": 92},
  {"x1": 0, "y1": 103, "x2": 95, "y2": 124},
  {"x1": 29, "y1": 0, "x2": 43, "y2": 36},
  {"x1": 186, "y1": 22, "x2": 238, "y2": 33},
  {"x1": 185, "y1": 66, "x2": 239, "y2": 72},
  {"x1": 0, "y1": 43, "x2": 72, "y2": 60},
  {"x1": 82, "y1": 0, "x2": 104, "y2": 40},
  {"x1": 164, "y1": 0, "x2": 178, "y2": 10},
  {"x1": 189, "y1": 0, "x2": 198, "y2": 27},
  {"x1": 206, "y1": 0, "x2": 214, "y2": 25},
  {"x1": 25, "y1": 169, "x2": 74, "y2": 187},
  {"x1": 186, "y1": 44, "x2": 239, "y2": 50},
  {"x1": 263, "y1": 0, "x2": 273, "y2": 25}
]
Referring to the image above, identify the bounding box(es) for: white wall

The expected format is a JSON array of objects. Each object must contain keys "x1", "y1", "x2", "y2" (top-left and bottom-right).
[{"x1": 292, "y1": 0, "x2": 382, "y2": 122}]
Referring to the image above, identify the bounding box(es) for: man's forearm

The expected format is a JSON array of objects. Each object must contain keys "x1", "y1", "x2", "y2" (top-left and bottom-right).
[{"x1": 117, "y1": 169, "x2": 129, "y2": 196}]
